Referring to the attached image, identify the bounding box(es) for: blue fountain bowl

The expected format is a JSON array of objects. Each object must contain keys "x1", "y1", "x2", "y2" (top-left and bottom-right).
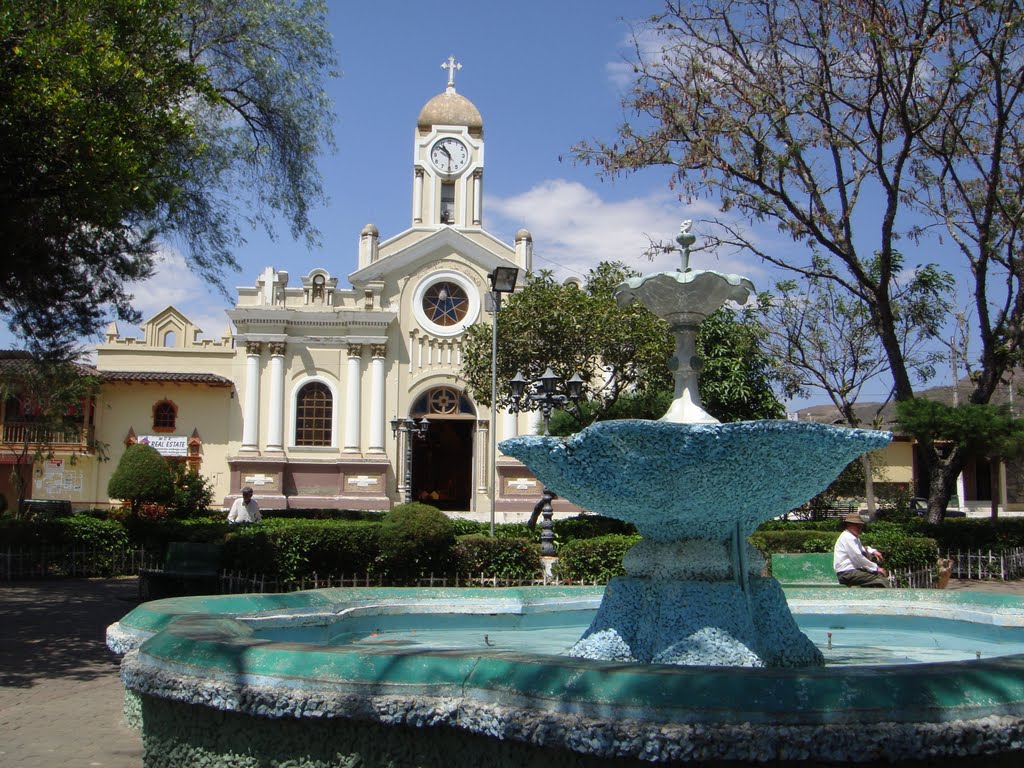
[{"x1": 500, "y1": 420, "x2": 891, "y2": 541}]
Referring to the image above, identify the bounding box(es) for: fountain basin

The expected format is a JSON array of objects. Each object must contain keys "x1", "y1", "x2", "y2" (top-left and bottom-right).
[
  {"x1": 499, "y1": 420, "x2": 890, "y2": 541},
  {"x1": 108, "y1": 587, "x2": 1024, "y2": 767}
]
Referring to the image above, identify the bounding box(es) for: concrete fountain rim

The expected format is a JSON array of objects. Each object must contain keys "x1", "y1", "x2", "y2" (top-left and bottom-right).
[{"x1": 108, "y1": 585, "x2": 1024, "y2": 766}]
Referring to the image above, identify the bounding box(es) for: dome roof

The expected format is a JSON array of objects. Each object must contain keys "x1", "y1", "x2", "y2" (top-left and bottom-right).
[{"x1": 417, "y1": 88, "x2": 483, "y2": 135}]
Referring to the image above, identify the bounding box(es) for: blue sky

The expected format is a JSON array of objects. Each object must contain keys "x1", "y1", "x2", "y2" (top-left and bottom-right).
[
  {"x1": 114, "y1": 3, "x2": 762, "y2": 345},
  {"x1": 7, "y1": 0, "x2": 963, "y2": 411}
]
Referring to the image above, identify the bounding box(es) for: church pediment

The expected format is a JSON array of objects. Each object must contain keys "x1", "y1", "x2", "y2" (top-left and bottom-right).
[{"x1": 349, "y1": 226, "x2": 516, "y2": 286}]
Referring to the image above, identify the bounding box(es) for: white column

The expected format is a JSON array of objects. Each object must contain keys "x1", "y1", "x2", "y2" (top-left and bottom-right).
[
  {"x1": 502, "y1": 407, "x2": 518, "y2": 441},
  {"x1": 241, "y1": 342, "x2": 262, "y2": 451},
  {"x1": 472, "y1": 169, "x2": 483, "y2": 226},
  {"x1": 368, "y1": 345, "x2": 387, "y2": 453},
  {"x1": 267, "y1": 342, "x2": 286, "y2": 452},
  {"x1": 477, "y1": 420, "x2": 490, "y2": 495},
  {"x1": 344, "y1": 344, "x2": 362, "y2": 452},
  {"x1": 413, "y1": 168, "x2": 424, "y2": 224}
]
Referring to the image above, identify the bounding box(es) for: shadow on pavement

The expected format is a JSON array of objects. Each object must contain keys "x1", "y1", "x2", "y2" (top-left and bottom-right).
[{"x1": 0, "y1": 577, "x2": 140, "y2": 688}]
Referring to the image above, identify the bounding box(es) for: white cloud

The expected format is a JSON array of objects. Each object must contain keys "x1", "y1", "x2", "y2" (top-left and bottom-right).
[
  {"x1": 489, "y1": 179, "x2": 765, "y2": 283},
  {"x1": 121, "y1": 245, "x2": 234, "y2": 340}
]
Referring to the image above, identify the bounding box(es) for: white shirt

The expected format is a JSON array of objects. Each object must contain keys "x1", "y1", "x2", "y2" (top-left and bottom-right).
[
  {"x1": 833, "y1": 528, "x2": 879, "y2": 573},
  {"x1": 227, "y1": 497, "x2": 261, "y2": 524}
]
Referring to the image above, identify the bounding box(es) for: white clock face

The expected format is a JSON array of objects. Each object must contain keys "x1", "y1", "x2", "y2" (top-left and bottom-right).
[{"x1": 430, "y1": 137, "x2": 470, "y2": 174}]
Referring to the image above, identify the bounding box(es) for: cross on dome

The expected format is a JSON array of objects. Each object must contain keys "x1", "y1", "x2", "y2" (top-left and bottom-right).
[{"x1": 441, "y1": 55, "x2": 462, "y2": 90}]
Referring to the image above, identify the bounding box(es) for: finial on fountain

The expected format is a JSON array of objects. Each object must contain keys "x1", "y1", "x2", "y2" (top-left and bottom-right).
[{"x1": 676, "y1": 220, "x2": 696, "y2": 271}]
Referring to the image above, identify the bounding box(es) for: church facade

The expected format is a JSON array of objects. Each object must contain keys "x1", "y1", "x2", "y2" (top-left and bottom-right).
[{"x1": 8, "y1": 69, "x2": 554, "y2": 517}]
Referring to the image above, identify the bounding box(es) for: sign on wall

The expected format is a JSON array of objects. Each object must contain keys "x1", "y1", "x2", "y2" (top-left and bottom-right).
[{"x1": 138, "y1": 435, "x2": 188, "y2": 456}]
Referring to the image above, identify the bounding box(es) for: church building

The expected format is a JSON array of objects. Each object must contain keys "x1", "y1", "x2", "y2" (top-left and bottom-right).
[{"x1": 6, "y1": 63, "x2": 552, "y2": 518}]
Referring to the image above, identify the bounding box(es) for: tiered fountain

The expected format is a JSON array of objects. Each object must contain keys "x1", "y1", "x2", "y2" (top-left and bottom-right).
[{"x1": 108, "y1": 224, "x2": 1024, "y2": 767}]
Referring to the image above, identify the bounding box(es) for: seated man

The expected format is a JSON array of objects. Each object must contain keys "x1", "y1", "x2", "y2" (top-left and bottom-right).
[{"x1": 833, "y1": 511, "x2": 888, "y2": 587}]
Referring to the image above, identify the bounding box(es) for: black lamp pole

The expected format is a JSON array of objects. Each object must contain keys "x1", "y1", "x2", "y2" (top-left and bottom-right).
[
  {"x1": 510, "y1": 368, "x2": 585, "y2": 555},
  {"x1": 390, "y1": 417, "x2": 430, "y2": 503},
  {"x1": 487, "y1": 266, "x2": 519, "y2": 537}
]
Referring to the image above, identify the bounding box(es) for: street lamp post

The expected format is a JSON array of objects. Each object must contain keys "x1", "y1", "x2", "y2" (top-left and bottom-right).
[
  {"x1": 487, "y1": 266, "x2": 519, "y2": 537},
  {"x1": 390, "y1": 416, "x2": 430, "y2": 504},
  {"x1": 509, "y1": 367, "x2": 585, "y2": 555}
]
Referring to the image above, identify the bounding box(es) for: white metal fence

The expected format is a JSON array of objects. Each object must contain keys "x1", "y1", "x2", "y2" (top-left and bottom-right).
[{"x1": 943, "y1": 547, "x2": 1024, "y2": 581}]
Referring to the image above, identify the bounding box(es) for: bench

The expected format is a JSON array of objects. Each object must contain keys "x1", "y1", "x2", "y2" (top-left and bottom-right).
[
  {"x1": 770, "y1": 553, "x2": 839, "y2": 587},
  {"x1": 139, "y1": 542, "x2": 221, "y2": 600}
]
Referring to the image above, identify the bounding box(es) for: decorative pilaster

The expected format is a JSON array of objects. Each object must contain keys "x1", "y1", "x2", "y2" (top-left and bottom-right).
[
  {"x1": 368, "y1": 344, "x2": 387, "y2": 453},
  {"x1": 413, "y1": 168, "x2": 424, "y2": 224},
  {"x1": 241, "y1": 342, "x2": 262, "y2": 451},
  {"x1": 344, "y1": 344, "x2": 363, "y2": 453},
  {"x1": 266, "y1": 342, "x2": 286, "y2": 452},
  {"x1": 477, "y1": 419, "x2": 490, "y2": 494},
  {"x1": 472, "y1": 169, "x2": 483, "y2": 226}
]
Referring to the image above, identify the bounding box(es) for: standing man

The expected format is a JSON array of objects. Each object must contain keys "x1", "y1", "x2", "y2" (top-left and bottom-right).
[
  {"x1": 833, "y1": 511, "x2": 888, "y2": 587},
  {"x1": 227, "y1": 486, "x2": 262, "y2": 524}
]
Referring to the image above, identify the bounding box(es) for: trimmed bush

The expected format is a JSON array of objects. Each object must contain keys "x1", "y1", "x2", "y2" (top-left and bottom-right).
[
  {"x1": 107, "y1": 443, "x2": 174, "y2": 515},
  {"x1": 552, "y1": 533, "x2": 640, "y2": 583},
  {"x1": 167, "y1": 466, "x2": 215, "y2": 519},
  {"x1": 861, "y1": 531, "x2": 939, "y2": 571},
  {"x1": 377, "y1": 502, "x2": 455, "y2": 579},
  {"x1": 221, "y1": 519, "x2": 381, "y2": 581},
  {"x1": 749, "y1": 529, "x2": 839, "y2": 556},
  {"x1": 553, "y1": 514, "x2": 637, "y2": 540},
  {"x1": 452, "y1": 535, "x2": 542, "y2": 580}
]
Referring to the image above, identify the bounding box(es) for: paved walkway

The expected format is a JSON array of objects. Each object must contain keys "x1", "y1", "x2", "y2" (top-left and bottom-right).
[
  {"x1": 1, "y1": 576, "x2": 1024, "y2": 768},
  {"x1": 0, "y1": 578, "x2": 143, "y2": 768}
]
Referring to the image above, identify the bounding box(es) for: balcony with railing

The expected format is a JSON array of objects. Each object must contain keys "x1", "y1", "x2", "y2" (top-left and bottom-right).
[{"x1": 1, "y1": 421, "x2": 92, "y2": 450}]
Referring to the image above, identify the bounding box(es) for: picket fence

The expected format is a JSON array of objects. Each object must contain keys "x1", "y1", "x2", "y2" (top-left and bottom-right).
[
  {"x1": 0, "y1": 545, "x2": 160, "y2": 581},
  {"x1": 4, "y1": 544, "x2": 1024, "y2": 591},
  {"x1": 217, "y1": 570, "x2": 586, "y2": 594}
]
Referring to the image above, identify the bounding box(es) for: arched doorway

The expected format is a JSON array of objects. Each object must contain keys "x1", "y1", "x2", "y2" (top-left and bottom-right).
[{"x1": 408, "y1": 387, "x2": 475, "y2": 511}]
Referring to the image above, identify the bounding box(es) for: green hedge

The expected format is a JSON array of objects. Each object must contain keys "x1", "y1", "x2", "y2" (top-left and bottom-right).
[
  {"x1": 0, "y1": 514, "x2": 129, "y2": 549},
  {"x1": 221, "y1": 519, "x2": 381, "y2": 582},
  {"x1": 911, "y1": 517, "x2": 1024, "y2": 550},
  {"x1": 377, "y1": 503, "x2": 455, "y2": 579},
  {"x1": 451, "y1": 535, "x2": 542, "y2": 579},
  {"x1": 751, "y1": 528, "x2": 938, "y2": 571},
  {"x1": 552, "y1": 533, "x2": 640, "y2": 583},
  {"x1": 553, "y1": 515, "x2": 637, "y2": 540}
]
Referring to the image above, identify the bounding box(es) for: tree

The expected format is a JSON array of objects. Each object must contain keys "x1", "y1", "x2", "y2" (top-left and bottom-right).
[
  {"x1": 896, "y1": 399, "x2": 1024, "y2": 520},
  {"x1": 0, "y1": 0, "x2": 206, "y2": 357},
  {"x1": 0, "y1": 355, "x2": 100, "y2": 515},
  {"x1": 762, "y1": 254, "x2": 951, "y2": 513},
  {"x1": 107, "y1": 443, "x2": 175, "y2": 516},
  {"x1": 575, "y1": 0, "x2": 1024, "y2": 522},
  {"x1": 0, "y1": 0, "x2": 335, "y2": 355},
  {"x1": 460, "y1": 261, "x2": 782, "y2": 429}
]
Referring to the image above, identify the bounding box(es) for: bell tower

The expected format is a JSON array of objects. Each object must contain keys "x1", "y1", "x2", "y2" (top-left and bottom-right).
[{"x1": 412, "y1": 56, "x2": 484, "y2": 228}]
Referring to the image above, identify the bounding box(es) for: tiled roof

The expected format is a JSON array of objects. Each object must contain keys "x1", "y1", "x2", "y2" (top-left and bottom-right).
[
  {"x1": 0, "y1": 352, "x2": 97, "y2": 377},
  {"x1": 100, "y1": 371, "x2": 233, "y2": 386}
]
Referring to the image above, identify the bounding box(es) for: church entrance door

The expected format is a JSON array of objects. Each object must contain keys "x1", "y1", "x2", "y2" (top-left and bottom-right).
[{"x1": 410, "y1": 419, "x2": 473, "y2": 511}]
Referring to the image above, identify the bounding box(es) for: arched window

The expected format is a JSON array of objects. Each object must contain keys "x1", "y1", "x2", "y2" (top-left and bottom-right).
[
  {"x1": 152, "y1": 400, "x2": 177, "y2": 432},
  {"x1": 295, "y1": 382, "x2": 333, "y2": 446},
  {"x1": 162, "y1": 330, "x2": 176, "y2": 347}
]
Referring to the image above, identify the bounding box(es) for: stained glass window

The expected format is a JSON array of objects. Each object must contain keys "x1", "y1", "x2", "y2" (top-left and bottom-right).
[{"x1": 422, "y1": 281, "x2": 469, "y2": 326}]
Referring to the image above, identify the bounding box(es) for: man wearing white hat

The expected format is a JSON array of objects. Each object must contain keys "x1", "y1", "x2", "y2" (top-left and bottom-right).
[{"x1": 833, "y1": 511, "x2": 889, "y2": 587}]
